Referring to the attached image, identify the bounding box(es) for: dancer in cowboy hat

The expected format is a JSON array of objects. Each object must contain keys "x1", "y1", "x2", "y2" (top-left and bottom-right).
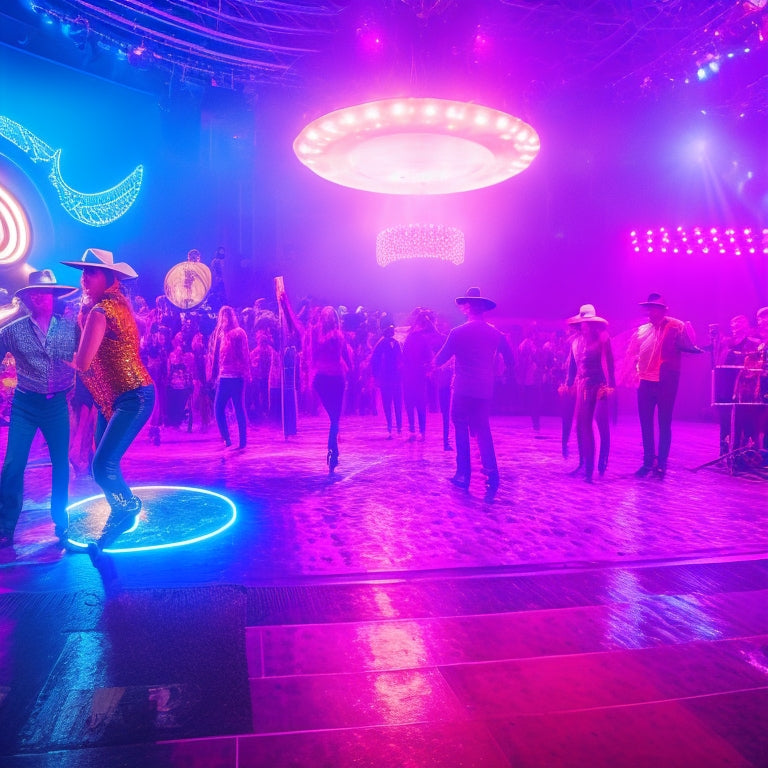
[
  {"x1": 62, "y1": 249, "x2": 155, "y2": 558},
  {"x1": 434, "y1": 287, "x2": 514, "y2": 502},
  {"x1": 627, "y1": 293, "x2": 701, "y2": 479},
  {"x1": 0, "y1": 270, "x2": 77, "y2": 548},
  {"x1": 565, "y1": 304, "x2": 615, "y2": 483}
]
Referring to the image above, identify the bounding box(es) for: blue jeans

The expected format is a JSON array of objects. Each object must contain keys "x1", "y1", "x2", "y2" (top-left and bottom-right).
[
  {"x1": 93, "y1": 385, "x2": 155, "y2": 512},
  {"x1": 214, "y1": 377, "x2": 246, "y2": 447},
  {"x1": 451, "y1": 394, "x2": 498, "y2": 481},
  {"x1": 0, "y1": 389, "x2": 70, "y2": 535}
]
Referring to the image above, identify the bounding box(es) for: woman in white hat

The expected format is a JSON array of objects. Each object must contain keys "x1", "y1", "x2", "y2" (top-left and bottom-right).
[
  {"x1": 565, "y1": 304, "x2": 615, "y2": 482},
  {"x1": 63, "y1": 249, "x2": 155, "y2": 558}
]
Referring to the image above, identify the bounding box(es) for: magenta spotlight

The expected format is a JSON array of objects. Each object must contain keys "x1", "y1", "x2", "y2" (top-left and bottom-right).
[
  {"x1": 376, "y1": 224, "x2": 465, "y2": 267},
  {"x1": 293, "y1": 98, "x2": 540, "y2": 195}
]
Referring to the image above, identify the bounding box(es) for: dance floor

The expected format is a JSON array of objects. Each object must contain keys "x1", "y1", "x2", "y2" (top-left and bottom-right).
[{"x1": 1, "y1": 414, "x2": 767, "y2": 767}]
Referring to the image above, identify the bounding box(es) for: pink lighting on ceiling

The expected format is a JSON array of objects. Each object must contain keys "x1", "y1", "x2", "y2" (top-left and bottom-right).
[
  {"x1": 376, "y1": 224, "x2": 465, "y2": 267},
  {"x1": 293, "y1": 98, "x2": 540, "y2": 195},
  {"x1": 0, "y1": 184, "x2": 31, "y2": 267},
  {"x1": 630, "y1": 226, "x2": 768, "y2": 256}
]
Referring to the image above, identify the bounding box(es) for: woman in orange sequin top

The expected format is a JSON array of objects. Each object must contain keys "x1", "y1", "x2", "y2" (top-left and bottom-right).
[{"x1": 63, "y1": 249, "x2": 155, "y2": 555}]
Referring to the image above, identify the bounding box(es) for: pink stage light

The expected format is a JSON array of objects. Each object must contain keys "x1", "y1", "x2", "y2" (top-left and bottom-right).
[
  {"x1": 293, "y1": 98, "x2": 540, "y2": 195},
  {"x1": 630, "y1": 226, "x2": 768, "y2": 256},
  {"x1": 0, "y1": 184, "x2": 31, "y2": 267},
  {"x1": 376, "y1": 224, "x2": 465, "y2": 267}
]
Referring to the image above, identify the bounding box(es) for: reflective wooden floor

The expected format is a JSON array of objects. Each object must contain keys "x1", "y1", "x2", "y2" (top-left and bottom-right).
[{"x1": 0, "y1": 414, "x2": 766, "y2": 767}]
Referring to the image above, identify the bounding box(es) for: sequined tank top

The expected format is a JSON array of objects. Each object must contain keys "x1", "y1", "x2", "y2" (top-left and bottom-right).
[{"x1": 82, "y1": 290, "x2": 153, "y2": 419}]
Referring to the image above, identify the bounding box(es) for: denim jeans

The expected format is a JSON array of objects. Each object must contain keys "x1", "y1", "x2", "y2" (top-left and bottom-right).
[
  {"x1": 451, "y1": 394, "x2": 498, "y2": 481},
  {"x1": 93, "y1": 385, "x2": 155, "y2": 512},
  {"x1": 214, "y1": 377, "x2": 246, "y2": 448},
  {"x1": 0, "y1": 389, "x2": 70, "y2": 535}
]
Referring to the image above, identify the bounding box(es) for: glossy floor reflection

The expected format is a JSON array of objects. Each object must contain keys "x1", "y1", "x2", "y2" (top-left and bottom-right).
[{"x1": 0, "y1": 415, "x2": 766, "y2": 766}]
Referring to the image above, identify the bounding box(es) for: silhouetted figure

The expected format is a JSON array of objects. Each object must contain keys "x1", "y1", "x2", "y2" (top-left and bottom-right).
[
  {"x1": 310, "y1": 306, "x2": 351, "y2": 473},
  {"x1": 370, "y1": 318, "x2": 403, "y2": 438},
  {"x1": 627, "y1": 293, "x2": 701, "y2": 479},
  {"x1": 435, "y1": 287, "x2": 513, "y2": 502},
  {"x1": 565, "y1": 304, "x2": 615, "y2": 483},
  {"x1": 208, "y1": 306, "x2": 249, "y2": 450},
  {"x1": 402, "y1": 310, "x2": 437, "y2": 441}
]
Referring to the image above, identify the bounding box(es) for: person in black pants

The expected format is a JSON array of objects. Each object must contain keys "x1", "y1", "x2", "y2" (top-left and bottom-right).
[
  {"x1": 370, "y1": 318, "x2": 403, "y2": 438},
  {"x1": 564, "y1": 304, "x2": 615, "y2": 483},
  {"x1": 627, "y1": 293, "x2": 701, "y2": 479},
  {"x1": 434, "y1": 287, "x2": 514, "y2": 501},
  {"x1": 310, "y1": 306, "x2": 351, "y2": 473},
  {"x1": 208, "y1": 306, "x2": 249, "y2": 450}
]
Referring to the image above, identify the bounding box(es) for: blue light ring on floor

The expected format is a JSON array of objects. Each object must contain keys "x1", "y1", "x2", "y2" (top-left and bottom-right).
[{"x1": 65, "y1": 485, "x2": 237, "y2": 554}]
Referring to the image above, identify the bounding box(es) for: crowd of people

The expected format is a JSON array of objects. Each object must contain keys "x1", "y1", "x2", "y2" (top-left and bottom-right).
[{"x1": 1, "y1": 249, "x2": 767, "y2": 560}]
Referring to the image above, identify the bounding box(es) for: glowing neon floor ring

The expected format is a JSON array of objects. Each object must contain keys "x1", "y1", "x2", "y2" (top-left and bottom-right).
[
  {"x1": 293, "y1": 97, "x2": 540, "y2": 195},
  {"x1": 0, "y1": 184, "x2": 31, "y2": 267},
  {"x1": 64, "y1": 485, "x2": 237, "y2": 554}
]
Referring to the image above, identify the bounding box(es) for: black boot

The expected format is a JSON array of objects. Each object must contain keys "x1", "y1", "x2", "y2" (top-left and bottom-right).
[
  {"x1": 97, "y1": 496, "x2": 142, "y2": 550},
  {"x1": 449, "y1": 474, "x2": 469, "y2": 490},
  {"x1": 484, "y1": 472, "x2": 500, "y2": 502}
]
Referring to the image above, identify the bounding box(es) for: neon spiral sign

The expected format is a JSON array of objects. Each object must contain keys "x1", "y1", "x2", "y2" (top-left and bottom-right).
[{"x1": 0, "y1": 184, "x2": 30, "y2": 267}]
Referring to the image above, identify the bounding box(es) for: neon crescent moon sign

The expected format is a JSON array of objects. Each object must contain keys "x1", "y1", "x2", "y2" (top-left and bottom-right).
[
  {"x1": 293, "y1": 98, "x2": 540, "y2": 195},
  {"x1": 0, "y1": 116, "x2": 143, "y2": 227}
]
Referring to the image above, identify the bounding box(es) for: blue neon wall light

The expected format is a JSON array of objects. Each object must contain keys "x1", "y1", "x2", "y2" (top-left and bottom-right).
[{"x1": 0, "y1": 115, "x2": 143, "y2": 227}]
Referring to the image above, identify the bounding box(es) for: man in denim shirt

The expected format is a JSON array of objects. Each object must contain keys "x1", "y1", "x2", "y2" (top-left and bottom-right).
[{"x1": 0, "y1": 270, "x2": 77, "y2": 547}]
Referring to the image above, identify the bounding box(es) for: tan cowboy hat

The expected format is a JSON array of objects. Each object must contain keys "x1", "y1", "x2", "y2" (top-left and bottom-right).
[
  {"x1": 61, "y1": 248, "x2": 138, "y2": 279},
  {"x1": 455, "y1": 286, "x2": 496, "y2": 312},
  {"x1": 14, "y1": 269, "x2": 76, "y2": 299},
  {"x1": 639, "y1": 292, "x2": 667, "y2": 309},
  {"x1": 567, "y1": 304, "x2": 607, "y2": 324}
]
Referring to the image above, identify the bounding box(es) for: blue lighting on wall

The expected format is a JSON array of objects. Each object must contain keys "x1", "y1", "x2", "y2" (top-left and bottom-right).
[{"x1": 0, "y1": 115, "x2": 143, "y2": 227}]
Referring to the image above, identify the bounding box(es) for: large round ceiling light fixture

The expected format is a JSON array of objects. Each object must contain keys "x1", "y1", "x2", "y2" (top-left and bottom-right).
[
  {"x1": 376, "y1": 224, "x2": 465, "y2": 267},
  {"x1": 294, "y1": 98, "x2": 540, "y2": 195}
]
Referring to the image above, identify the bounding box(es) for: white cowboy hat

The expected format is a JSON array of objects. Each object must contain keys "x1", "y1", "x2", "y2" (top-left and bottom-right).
[
  {"x1": 567, "y1": 304, "x2": 608, "y2": 324},
  {"x1": 61, "y1": 248, "x2": 138, "y2": 279},
  {"x1": 14, "y1": 269, "x2": 77, "y2": 299}
]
